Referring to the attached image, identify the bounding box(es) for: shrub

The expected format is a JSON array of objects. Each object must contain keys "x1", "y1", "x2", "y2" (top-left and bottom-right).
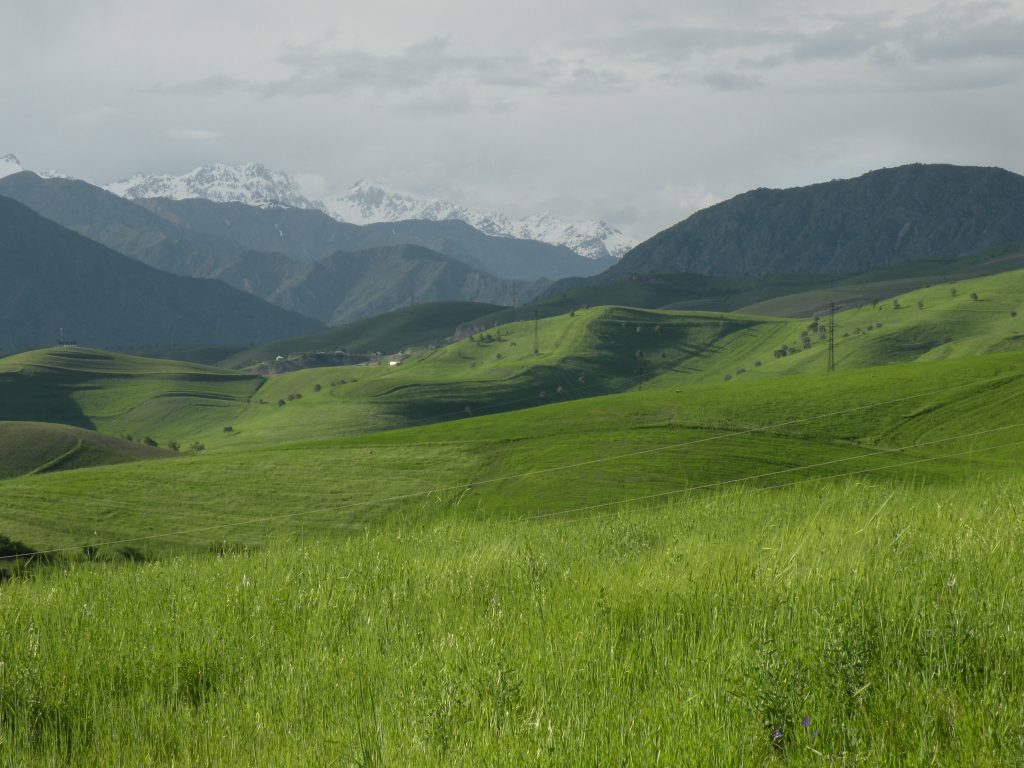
[
  {"x1": 0, "y1": 534, "x2": 34, "y2": 559},
  {"x1": 277, "y1": 399, "x2": 286, "y2": 407},
  {"x1": 971, "y1": 292, "x2": 979, "y2": 301},
  {"x1": 168, "y1": 441, "x2": 180, "y2": 452},
  {"x1": 142, "y1": 436, "x2": 158, "y2": 447},
  {"x1": 223, "y1": 426, "x2": 233, "y2": 433},
  {"x1": 313, "y1": 384, "x2": 321, "y2": 393},
  {"x1": 189, "y1": 442, "x2": 205, "y2": 454}
]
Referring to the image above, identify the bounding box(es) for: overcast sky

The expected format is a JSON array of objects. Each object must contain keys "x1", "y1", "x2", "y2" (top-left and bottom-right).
[{"x1": 2, "y1": 0, "x2": 1023, "y2": 238}]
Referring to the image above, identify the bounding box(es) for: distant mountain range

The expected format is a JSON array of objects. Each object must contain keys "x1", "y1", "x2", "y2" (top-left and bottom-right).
[
  {"x1": 103, "y1": 163, "x2": 634, "y2": 261},
  {"x1": 0, "y1": 195, "x2": 323, "y2": 352},
  {"x1": 0, "y1": 153, "x2": 69, "y2": 181},
  {"x1": 601, "y1": 164, "x2": 1024, "y2": 281},
  {"x1": 0, "y1": 172, "x2": 548, "y2": 325},
  {"x1": 320, "y1": 180, "x2": 635, "y2": 261},
  {"x1": 107, "y1": 162, "x2": 316, "y2": 210}
]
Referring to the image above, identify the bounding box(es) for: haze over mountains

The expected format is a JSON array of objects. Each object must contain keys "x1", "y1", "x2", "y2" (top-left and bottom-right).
[
  {"x1": 0, "y1": 195, "x2": 322, "y2": 352},
  {"x1": 5, "y1": 156, "x2": 1024, "y2": 356},
  {"x1": 104, "y1": 162, "x2": 633, "y2": 262},
  {"x1": 0, "y1": 172, "x2": 551, "y2": 328}
]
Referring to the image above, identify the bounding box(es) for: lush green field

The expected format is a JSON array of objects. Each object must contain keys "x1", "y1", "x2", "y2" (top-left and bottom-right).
[
  {"x1": 1, "y1": 266, "x2": 1021, "y2": 458},
  {"x1": 1, "y1": 477, "x2": 1022, "y2": 765},
  {"x1": 2, "y1": 266, "x2": 1024, "y2": 764},
  {"x1": 1, "y1": 349, "x2": 1021, "y2": 557}
]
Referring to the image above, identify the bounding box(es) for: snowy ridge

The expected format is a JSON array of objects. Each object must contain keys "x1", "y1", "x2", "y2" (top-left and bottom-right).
[
  {"x1": 104, "y1": 163, "x2": 635, "y2": 260},
  {"x1": 0, "y1": 154, "x2": 23, "y2": 180},
  {"x1": 0, "y1": 154, "x2": 72, "y2": 181},
  {"x1": 105, "y1": 163, "x2": 320, "y2": 210},
  {"x1": 325, "y1": 181, "x2": 635, "y2": 260}
]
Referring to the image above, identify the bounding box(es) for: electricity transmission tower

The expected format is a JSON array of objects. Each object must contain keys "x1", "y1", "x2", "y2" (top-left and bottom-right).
[{"x1": 827, "y1": 301, "x2": 836, "y2": 372}]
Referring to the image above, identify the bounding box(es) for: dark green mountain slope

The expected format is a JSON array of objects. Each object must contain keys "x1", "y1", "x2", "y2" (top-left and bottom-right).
[
  {"x1": 0, "y1": 170, "x2": 308, "y2": 304},
  {"x1": 134, "y1": 197, "x2": 609, "y2": 281},
  {"x1": 265, "y1": 245, "x2": 540, "y2": 325},
  {"x1": 0, "y1": 195, "x2": 323, "y2": 352},
  {"x1": 0, "y1": 173, "x2": 544, "y2": 323},
  {"x1": 603, "y1": 164, "x2": 1024, "y2": 279}
]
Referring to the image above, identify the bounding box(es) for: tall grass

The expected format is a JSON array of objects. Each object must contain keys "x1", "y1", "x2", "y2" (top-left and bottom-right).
[{"x1": 1, "y1": 477, "x2": 1022, "y2": 765}]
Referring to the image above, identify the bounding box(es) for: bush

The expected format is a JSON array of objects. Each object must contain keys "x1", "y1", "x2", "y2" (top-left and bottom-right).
[
  {"x1": 189, "y1": 442, "x2": 205, "y2": 454},
  {"x1": 167, "y1": 441, "x2": 180, "y2": 452},
  {"x1": 971, "y1": 292, "x2": 979, "y2": 301},
  {"x1": 0, "y1": 534, "x2": 34, "y2": 559},
  {"x1": 277, "y1": 399, "x2": 286, "y2": 407},
  {"x1": 142, "y1": 436, "x2": 158, "y2": 447},
  {"x1": 223, "y1": 426, "x2": 233, "y2": 433},
  {"x1": 313, "y1": 384, "x2": 322, "y2": 393}
]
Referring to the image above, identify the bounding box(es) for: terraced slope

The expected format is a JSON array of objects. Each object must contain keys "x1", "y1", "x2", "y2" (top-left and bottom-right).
[
  {"x1": 0, "y1": 348, "x2": 262, "y2": 441},
  {"x1": 0, "y1": 422, "x2": 171, "y2": 479}
]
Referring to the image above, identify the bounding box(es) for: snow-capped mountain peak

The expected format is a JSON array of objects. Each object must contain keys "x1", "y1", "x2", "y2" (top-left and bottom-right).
[
  {"x1": 0, "y1": 153, "x2": 24, "y2": 179},
  {"x1": 324, "y1": 181, "x2": 635, "y2": 260},
  {"x1": 105, "y1": 162, "x2": 319, "y2": 209},
  {"x1": 101, "y1": 162, "x2": 635, "y2": 260},
  {"x1": 0, "y1": 153, "x2": 71, "y2": 181}
]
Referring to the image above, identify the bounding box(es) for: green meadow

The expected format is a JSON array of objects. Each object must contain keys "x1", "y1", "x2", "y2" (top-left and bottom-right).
[{"x1": 1, "y1": 267, "x2": 1024, "y2": 764}]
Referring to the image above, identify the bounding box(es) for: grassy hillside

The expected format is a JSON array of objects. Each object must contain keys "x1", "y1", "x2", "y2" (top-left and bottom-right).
[
  {"x1": 1, "y1": 349, "x2": 1021, "y2": 556},
  {"x1": 222, "y1": 301, "x2": 504, "y2": 368},
  {"x1": 0, "y1": 477, "x2": 1022, "y2": 764},
  {"x1": 2, "y1": 265, "x2": 1022, "y2": 453},
  {"x1": 0, "y1": 421, "x2": 172, "y2": 479},
  {"x1": 0, "y1": 348, "x2": 262, "y2": 440}
]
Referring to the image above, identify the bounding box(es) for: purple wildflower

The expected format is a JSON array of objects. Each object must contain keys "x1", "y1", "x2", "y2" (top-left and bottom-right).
[{"x1": 802, "y1": 716, "x2": 811, "y2": 728}]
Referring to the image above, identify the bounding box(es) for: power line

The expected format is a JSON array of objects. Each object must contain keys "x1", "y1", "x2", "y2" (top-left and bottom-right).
[
  {"x1": 2, "y1": 386, "x2": 1022, "y2": 562},
  {"x1": 3, "y1": 367, "x2": 1021, "y2": 518},
  {"x1": 516, "y1": 423, "x2": 1024, "y2": 528}
]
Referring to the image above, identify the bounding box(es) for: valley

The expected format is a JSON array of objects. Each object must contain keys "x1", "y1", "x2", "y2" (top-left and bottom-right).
[{"x1": 2, "y1": 159, "x2": 1024, "y2": 765}]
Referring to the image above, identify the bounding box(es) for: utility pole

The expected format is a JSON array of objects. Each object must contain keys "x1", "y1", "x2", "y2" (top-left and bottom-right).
[
  {"x1": 827, "y1": 301, "x2": 836, "y2": 373},
  {"x1": 533, "y1": 309, "x2": 539, "y2": 355}
]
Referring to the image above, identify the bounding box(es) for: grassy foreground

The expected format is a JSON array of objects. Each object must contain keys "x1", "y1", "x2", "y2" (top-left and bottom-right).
[{"x1": 1, "y1": 477, "x2": 1022, "y2": 765}]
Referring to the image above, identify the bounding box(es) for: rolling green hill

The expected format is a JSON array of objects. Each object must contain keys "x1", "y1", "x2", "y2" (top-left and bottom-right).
[
  {"x1": 2, "y1": 265, "x2": 1022, "y2": 453},
  {"x1": 0, "y1": 421, "x2": 172, "y2": 479},
  {"x1": 0, "y1": 347, "x2": 262, "y2": 439},
  {"x1": 0, "y1": 348, "x2": 1021, "y2": 556},
  {"x1": 223, "y1": 301, "x2": 504, "y2": 368}
]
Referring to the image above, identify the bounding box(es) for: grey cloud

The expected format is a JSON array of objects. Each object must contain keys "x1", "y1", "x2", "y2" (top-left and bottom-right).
[
  {"x1": 159, "y1": 38, "x2": 546, "y2": 99},
  {"x1": 700, "y1": 71, "x2": 765, "y2": 91},
  {"x1": 590, "y1": 3, "x2": 1024, "y2": 74}
]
